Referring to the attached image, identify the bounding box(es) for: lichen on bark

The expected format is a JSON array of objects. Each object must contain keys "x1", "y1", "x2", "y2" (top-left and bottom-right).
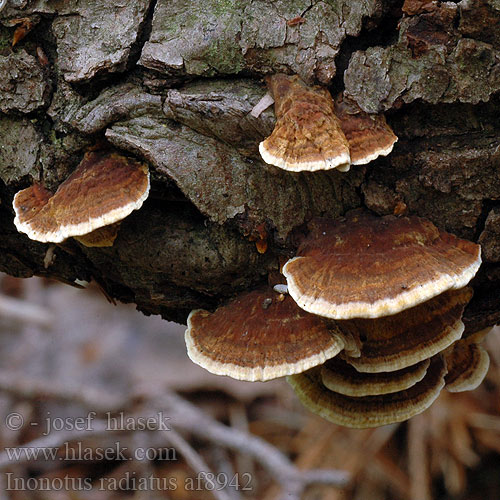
[
  {"x1": 140, "y1": 0, "x2": 381, "y2": 83},
  {"x1": 344, "y1": 1, "x2": 500, "y2": 112}
]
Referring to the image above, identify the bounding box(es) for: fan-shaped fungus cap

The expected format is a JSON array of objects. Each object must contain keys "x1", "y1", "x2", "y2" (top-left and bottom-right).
[
  {"x1": 13, "y1": 151, "x2": 149, "y2": 243},
  {"x1": 444, "y1": 330, "x2": 491, "y2": 392},
  {"x1": 321, "y1": 357, "x2": 430, "y2": 397},
  {"x1": 288, "y1": 355, "x2": 447, "y2": 428},
  {"x1": 185, "y1": 285, "x2": 345, "y2": 382},
  {"x1": 259, "y1": 74, "x2": 351, "y2": 172},
  {"x1": 341, "y1": 287, "x2": 472, "y2": 373},
  {"x1": 334, "y1": 93, "x2": 398, "y2": 165},
  {"x1": 283, "y1": 211, "x2": 481, "y2": 319}
]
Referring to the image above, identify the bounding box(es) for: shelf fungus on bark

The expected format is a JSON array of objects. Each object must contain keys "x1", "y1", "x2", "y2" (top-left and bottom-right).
[
  {"x1": 321, "y1": 356, "x2": 430, "y2": 397},
  {"x1": 333, "y1": 93, "x2": 398, "y2": 165},
  {"x1": 283, "y1": 211, "x2": 481, "y2": 319},
  {"x1": 443, "y1": 328, "x2": 491, "y2": 393},
  {"x1": 288, "y1": 355, "x2": 447, "y2": 428},
  {"x1": 340, "y1": 287, "x2": 473, "y2": 373},
  {"x1": 72, "y1": 222, "x2": 121, "y2": 248},
  {"x1": 184, "y1": 285, "x2": 346, "y2": 382},
  {"x1": 13, "y1": 151, "x2": 150, "y2": 245},
  {"x1": 259, "y1": 74, "x2": 351, "y2": 172},
  {"x1": 258, "y1": 74, "x2": 398, "y2": 172}
]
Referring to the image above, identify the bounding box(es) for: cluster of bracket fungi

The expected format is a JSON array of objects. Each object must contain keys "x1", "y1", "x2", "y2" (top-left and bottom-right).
[
  {"x1": 13, "y1": 150, "x2": 150, "y2": 247},
  {"x1": 11, "y1": 74, "x2": 489, "y2": 428},
  {"x1": 186, "y1": 75, "x2": 488, "y2": 428}
]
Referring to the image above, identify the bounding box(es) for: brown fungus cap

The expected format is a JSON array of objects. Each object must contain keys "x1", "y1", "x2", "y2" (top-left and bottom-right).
[
  {"x1": 283, "y1": 211, "x2": 481, "y2": 319},
  {"x1": 12, "y1": 183, "x2": 53, "y2": 225},
  {"x1": 321, "y1": 357, "x2": 430, "y2": 397},
  {"x1": 341, "y1": 287, "x2": 473, "y2": 373},
  {"x1": 444, "y1": 331, "x2": 491, "y2": 393},
  {"x1": 287, "y1": 355, "x2": 447, "y2": 428},
  {"x1": 13, "y1": 151, "x2": 149, "y2": 243},
  {"x1": 73, "y1": 222, "x2": 121, "y2": 248},
  {"x1": 334, "y1": 93, "x2": 398, "y2": 165},
  {"x1": 185, "y1": 285, "x2": 345, "y2": 382},
  {"x1": 259, "y1": 74, "x2": 351, "y2": 172}
]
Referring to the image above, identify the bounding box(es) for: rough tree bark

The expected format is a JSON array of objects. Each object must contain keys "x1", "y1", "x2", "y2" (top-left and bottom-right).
[{"x1": 0, "y1": 0, "x2": 499, "y2": 331}]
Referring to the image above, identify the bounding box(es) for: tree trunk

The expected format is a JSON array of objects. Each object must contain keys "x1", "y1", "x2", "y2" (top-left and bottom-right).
[{"x1": 0, "y1": 0, "x2": 499, "y2": 330}]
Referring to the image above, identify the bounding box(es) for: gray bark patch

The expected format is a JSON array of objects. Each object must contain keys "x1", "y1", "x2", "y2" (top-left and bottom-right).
[
  {"x1": 140, "y1": 0, "x2": 379, "y2": 83},
  {"x1": 0, "y1": 50, "x2": 50, "y2": 113}
]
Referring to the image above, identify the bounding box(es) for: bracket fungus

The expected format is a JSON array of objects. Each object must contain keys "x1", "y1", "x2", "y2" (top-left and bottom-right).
[
  {"x1": 321, "y1": 357, "x2": 431, "y2": 397},
  {"x1": 259, "y1": 74, "x2": 351, "y2": 172},
  {"x1": 185, "y1": 285, "x2": 345, "y2": 382},
  {"x1": 334, "y1": 94, "x2": 398, "y2": 165},
  {"x1": 443, "y1": 329, "x2": 491, "y2": 393},
  {"x1": 284, "y1": 277, "x2": 490, "y2": 426},
  {"x1": 258, "y1": 74, "x2": 398, "y2": 172},
  {"x1": 13, "y1": 151, "x2": 149, "y2": 244},
  {"x1": 72, "y1": 222, "x2": 121, "y2": 248},
  {"x1": 340, "y1": 287, "x2": 473, "y2": 373},
  {"x1": 288, "y1": 356, "x2": 447, "y2": 429},
  {"x1": 283, "y1": 211, "x2": 481, "y2": 319}
]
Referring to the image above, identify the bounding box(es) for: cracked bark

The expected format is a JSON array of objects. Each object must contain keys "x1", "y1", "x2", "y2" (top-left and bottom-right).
[{"x1": 0, "y1": 0, "x2": 499, "y2": 330}]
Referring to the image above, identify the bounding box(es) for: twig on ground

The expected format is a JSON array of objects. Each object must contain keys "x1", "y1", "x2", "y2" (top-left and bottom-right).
[
  {"x1": 209, "y1": 447, "x2": 242, "y2": 500},
  {"x1": 154, "y1": 391, "x2": 350, "y2": 497},
  {"x1": 164, "y1": 428, "x2": 233, "y2": 500},
  {"x1": 0, "y1": 372, "x2": 126, "y2": 412},
  {"x1": 0, "y1": 420, "x2": 109, "y2": 468},
  {"x1": 229, "y1": 402, "x2": 254, "y2": 484},
  {"x1": 130, "y1": 432, "x2": 158, "y2": 500},
  {"x1": 0, "y1": 375, "x2": 349, "y2": 497},
  {"x1": 0, "y1": 294, "x2": 53, "y2": 327}
]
